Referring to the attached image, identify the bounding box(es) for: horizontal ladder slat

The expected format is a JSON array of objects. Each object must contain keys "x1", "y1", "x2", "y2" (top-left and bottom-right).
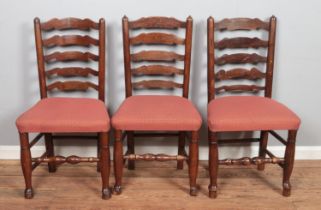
[
  {"x1": 46, "y1": 67, "x2": 98, "y2": 77},
  {"x1": 131, "y1": 50, "x2": 184, "y2": 62},
  {"x1": 43, "y1": 35, "x2": 99, "y2": 47},
  {"x1": 44, "y1": 51, "x2": 99, "y2": 63},
  {"x1": 132, "y1": 65, "x2": 184, "y2": 76},
  {"x1": 216, "y1": 85, "x2": 265, "y2": 93},
  {"x1": 215, "y1": 68, "x2": 265, "y2": 81},
  {"x1": 129, "y1": 17, "x2": 186, "y2": 29},
  {"x1": 124, "y1": 153, "x2": 188, "y2": 161},
  {"x1": 132, "y1": 80, "x2": 183, "y2": 89},
  {"x1": 215, "y1": 37, "x2": 268, "y2": 49},
  {"x1": 215, "y1": 18, "x2": 269, "y2": 31},
  {"x1": 41, "y1": 18, "x2": 99, "y2": 31},
  {"x1": 216, "y1": 53, "x2": 267, "y2": 65},
  {"x1": 130, "y1": 32, "x2": 185, "y2": 45},
  {"x1": 47, "y1": 81, "x2": 98, "y2": 91}
]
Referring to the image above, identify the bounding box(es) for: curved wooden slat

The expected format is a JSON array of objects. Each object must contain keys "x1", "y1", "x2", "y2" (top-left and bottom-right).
[
  {"x1": 130, "y1": 33, "x2": 185, "y2": 45},
  {"x1": 216, "y1": 85, "x2": 265, "y2": 93},
  {"x1": 128, "y1": 17, "x2": 186, "y2": 29},
  {"x1": 215, "y1": 68, "x2": 265, "y2": 80},
  {"x1": 41, "y1": 18, "x2": 99, "y2": 31},
  {"x1": 43, "y1": 35, "x2": 99, "y2": 47},
  {"x1": 132, "y1": 65, "x2": 184, "y2": 76},
  {"x1": 215, "y1": 37, "x2": 268, "y2": 49},
  {"x1": 215, "y1": 18, "x2": 269, "y2": 31},
  {"x1": 132, "y1": 80, "x2": 183, "y2": 89},
  {"x1": 131, "y1": 50, "x2": 184, "y2": 62},
  {"x1": 47, "y1": 81, "x2": 99, "y2": 91},
  {"x1": 46, "y1": 67, "x2": 98, "y2": 77},
  {"x1": 215, "y1": 53, "x2": 267, "y2": 65},
  {"x1": 44, "y1": 51, "x2": 99, "y2": 63}
]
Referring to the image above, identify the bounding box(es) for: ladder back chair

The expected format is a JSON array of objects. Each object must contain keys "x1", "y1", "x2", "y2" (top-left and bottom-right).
[
  {"x1": 112, "y1": 16, "x2": 202, "y2": 196},
  {"x1": 15, "y1": 17, "x2": 112, "y2": 199},
  {"x1": 207, "y1": 16, "x2": 301, "y2": 198}
]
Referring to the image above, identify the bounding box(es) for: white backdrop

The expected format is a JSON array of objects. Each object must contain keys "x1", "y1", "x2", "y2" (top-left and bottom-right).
[{"x1": 0, "y1": 0, "x2": 320, "y2": 159}]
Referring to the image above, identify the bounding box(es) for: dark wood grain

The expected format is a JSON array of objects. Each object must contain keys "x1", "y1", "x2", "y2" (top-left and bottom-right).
[
  {"x1": 46, "y1": 67, "x2": 98, "y2": 77},
  {"x1": 44, "y1": 51, "x2": 99, "y2": 63},
  {"x1": 41, "y1": 18, "x2": 99, "y2": 31},
  {"x1": 182, "y1": 16, "x2": 193, "y2": 98},
  {"x1": 215, "y1": 37, "x2": 268, "y2": 49},
  {"x1": 131, "y1": 50, "x2": 184, "y2": 62},
  {"x1": 215, "y1": 18, "x2": 269, "y2": 31},
  {"x1": 207, "y1": 17, "x2": 216, "y2": 102},
  {"x1": 43, "y1": 35, "x2": 99, "y2": 47},
  {"x1": 132, "y1": 80, "x2": 183, "y2": 89},
  {"x1": 47, "y1": 81, "x2": 99, "y2": 91},
  {"x1": 215, "y1": 53, "x2": 267, "y2": 65},
  {"x1": 130, "y1": 32, "x2": 185, "y2": 45},
  {"x1": 215, "y1": 68, "x2": 265, "y2": 80},
  {"x1": 128, "y1": 16, "x2": 186, "y2": 29},
  {"x1": 132, "y1": 65, "x2": 184, "y2": 76},
  {"x1": 216, "y1": 84, "x2": 265, "y2": 93},
  {"x1": 122, "y1": 16, "x2": 133, "y2": 97}
]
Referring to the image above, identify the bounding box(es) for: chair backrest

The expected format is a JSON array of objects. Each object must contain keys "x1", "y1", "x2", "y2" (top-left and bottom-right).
[
  {"x1": 207, "y1": 16, "x2": 277, "y2": 102},
  {"x1": 122, "y1": 16, "x2": 193, "y2": 98},
  {"x1": 34, "y1": 17, "x2": 106, "y2": 101}
]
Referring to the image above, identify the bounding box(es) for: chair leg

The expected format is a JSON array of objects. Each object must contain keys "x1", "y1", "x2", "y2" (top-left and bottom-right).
[
  {"x1": 113, "y1": 130, "x2": 123, "y2": 195},
  {"x1": 189, "y1": 131, "x2": 199, "y2": 196},
  {"x1": 208, "y1": 130, "x2": 218, "y2": 198},
  {"x1": 99, "y1": 132, "x2": 112, "y2": 199},
  {"x1": 283, "y1": 130, "x2": 297, "y2": 197},
  {"x1": 257, "y1": 131, "x2": 269, "y2": 171},
  {"x1": 127, "y1": 131, "x2": 135, "y2": 170},
  {"x1": 97, "y1": 137, "x2": 101, "y2": 172},
  {"x1": 177, "y1": 132, "x2": 185, "y2": 170},
  {"x1": 19, "y1": 132, "x2": 33, "y2": 199},
  {"x1": 44, "y1": 133, "x2": 56, "y2": 173}
]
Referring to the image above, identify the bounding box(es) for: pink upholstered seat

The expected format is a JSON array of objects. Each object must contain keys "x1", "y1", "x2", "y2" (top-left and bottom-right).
[
  {"x1": 16, "y1": 97, "x2": 110, "y2": 133},
  {"x1": 208, "y1": 96, "x2": 301, "y2": 132},
  {"x1": 112, "y1": 95, "x2": 202, "y2": 131}
]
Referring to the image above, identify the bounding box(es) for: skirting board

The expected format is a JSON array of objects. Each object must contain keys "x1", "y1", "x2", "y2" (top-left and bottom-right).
[{"x1": 0, "y1": 145, "x2": 321, "y2": 160}]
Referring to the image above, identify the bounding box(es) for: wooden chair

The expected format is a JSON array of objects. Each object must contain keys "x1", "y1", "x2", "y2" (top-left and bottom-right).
[
  {"x1": 111, "y1": 16, "x2": 202, "y2": 196},
  {"x1": 207, "y1": 16, "x2": 301, "y2": 198},
  {"x1": 15, "y1": 17, "x2": 111, "y2": 199}
]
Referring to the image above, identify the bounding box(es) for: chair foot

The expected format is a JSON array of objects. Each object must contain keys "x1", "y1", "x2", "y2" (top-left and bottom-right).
[
  {"x1": 102, "y1": 188, "x2": 112, "y2": 200},
  {"x1": 127, "y1": 162, "x2": 135, "y2": 170},
  {"x1": 208, "y1": 185, "x2": 217, "y2": 198},
  {"x1": 113, "y1": 185, "x2": 122, "y2": 195},
  {"x1": 24, "y1": 188, "x2": 33, "y2": 199},
  {"x1": 283, "y1": 182, "x2": 291, "y2": 197},
  {"x1": 48, "y1": 167, "x2": 57, "y2": 173},
  {"x1": 190, "y1": 187, "x2": 197, "y2": 196},
  {"x1": 257, "y1": 164, "x2": 265, "y2": 171}
]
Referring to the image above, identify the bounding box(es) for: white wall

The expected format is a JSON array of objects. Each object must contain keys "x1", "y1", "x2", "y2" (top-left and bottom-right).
[{"x1": 0, "y1": 0, "x2": 320, "y2": 159}]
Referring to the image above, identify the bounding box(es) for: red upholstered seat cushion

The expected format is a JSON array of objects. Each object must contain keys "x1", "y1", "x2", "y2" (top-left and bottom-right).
[
  {"x1": 112, "y1": 95, "x2": 202, "y2": 131},
  {"x1": 16, "y1": 97, "x2": 110, "y2": 133},
  {"x1": 208, "y1": 96, "x2": 300, "y2": 132}
]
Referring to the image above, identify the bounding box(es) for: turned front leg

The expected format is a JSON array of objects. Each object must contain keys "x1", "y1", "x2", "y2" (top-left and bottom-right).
[
  {"x1": 113, "y1": 130, "x2": 123, "y2": 194},
  {"x1": 99, "y1": 132, "x2": 112, "y2": 199},
  {"x1": 283, "y1": 130, "x2": 297, "y2": 196},
  {"x1": 19, "y1": 132, "x2": 33, "y2": 199},
  {"x1": 189, "y1": 131, "x2": 199, "y2": 196},
  {"x1": 208, "y1": 131, "x2": 218, "y2": 198}
]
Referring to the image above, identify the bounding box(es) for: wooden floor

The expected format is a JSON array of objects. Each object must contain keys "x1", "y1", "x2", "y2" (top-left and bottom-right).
[{"x1": 0, "y1": 160, "x2": 320, "y2": 210}]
